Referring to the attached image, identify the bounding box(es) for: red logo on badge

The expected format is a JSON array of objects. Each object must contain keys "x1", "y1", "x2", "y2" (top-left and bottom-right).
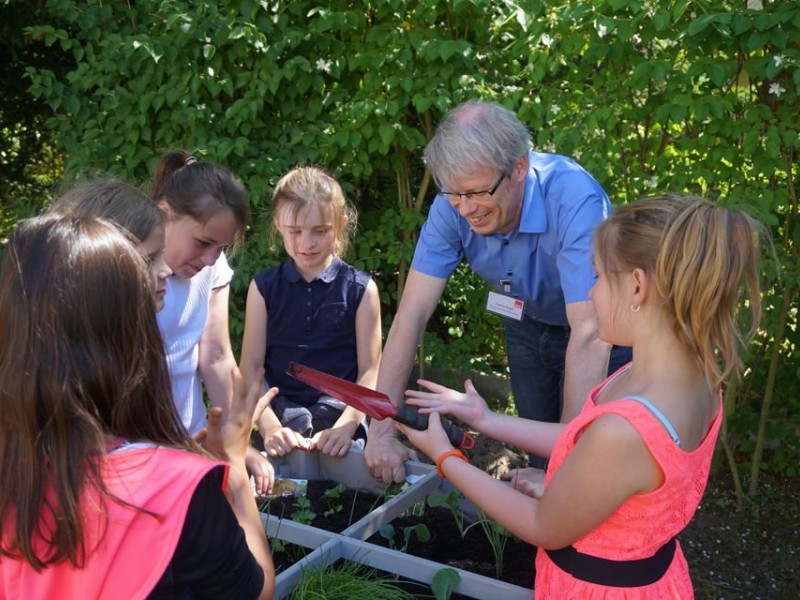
[{"x1": 514, "y1": 300, "x2": 523, "y2": 309}]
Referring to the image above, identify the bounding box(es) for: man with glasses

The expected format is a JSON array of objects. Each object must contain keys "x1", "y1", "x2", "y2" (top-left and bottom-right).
[{"x1": 365, "y1": 100, "x2": 631, "y2": 485}]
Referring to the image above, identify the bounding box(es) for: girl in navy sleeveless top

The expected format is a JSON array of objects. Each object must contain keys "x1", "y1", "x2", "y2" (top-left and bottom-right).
[{"x1": 240, "y1": 166, "x2": 382, "y2": 462}]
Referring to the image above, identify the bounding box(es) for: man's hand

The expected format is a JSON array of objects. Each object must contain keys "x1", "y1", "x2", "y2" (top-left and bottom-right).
[
  {"x1": 501, "y1": 467, "x2": 546, "y2": 499},
  {"x1": 364, "y1": 420, "x2": 418, "y2": 484}
]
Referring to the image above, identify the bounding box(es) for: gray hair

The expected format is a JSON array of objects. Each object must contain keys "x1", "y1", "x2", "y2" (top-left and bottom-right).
[{"x1": 423, "y1": 101, "x2": 531, "y2": 190}]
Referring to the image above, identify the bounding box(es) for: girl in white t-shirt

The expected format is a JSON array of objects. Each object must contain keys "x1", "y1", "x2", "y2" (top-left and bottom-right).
[{"x1": 151, "y1": 149, "x2": 276, "y2": 495}]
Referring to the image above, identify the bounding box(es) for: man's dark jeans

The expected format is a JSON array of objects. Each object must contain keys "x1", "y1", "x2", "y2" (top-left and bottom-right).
[{"x1": 503, "y1": 315, "x2": 632, "y2": 468}]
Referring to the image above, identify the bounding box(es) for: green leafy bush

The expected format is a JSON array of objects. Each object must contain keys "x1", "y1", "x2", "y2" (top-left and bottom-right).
[{"x1": 5, "y1": 0, "x2": 798, "y2": 487}]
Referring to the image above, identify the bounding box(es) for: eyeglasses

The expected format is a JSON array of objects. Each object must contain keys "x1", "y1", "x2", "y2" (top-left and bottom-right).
[{"x1": 438, "y1": 173, "x2": 506, "y2": 201}]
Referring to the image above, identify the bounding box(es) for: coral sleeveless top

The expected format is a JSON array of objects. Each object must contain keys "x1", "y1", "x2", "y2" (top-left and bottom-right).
[
  {"x1": 534, "y1": 366, "x2": 722, "y2": 599},
  {"x1": 1, "y1": 444, "x2": 225, "y2": 600}
]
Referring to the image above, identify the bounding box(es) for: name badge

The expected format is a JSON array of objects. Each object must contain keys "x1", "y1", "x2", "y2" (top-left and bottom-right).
[{"x1": 486, "y1": 291, "x2": 525, "y2": 321}]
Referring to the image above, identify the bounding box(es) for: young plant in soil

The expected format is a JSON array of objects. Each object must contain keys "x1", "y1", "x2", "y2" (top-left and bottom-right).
[
  {"x1": 378, "y1": 522, "x2": 432, "y2": 553},
  {"x1": 262, "y1": 479, "x2": 534, "y2": 590},
  {"x1": 321, "y1": 483, "x2": 347, "y2": 517},
  {"x1": 427, "y1": 490, "x2": 468, "y2": 537},
  {"x1": 290, "y1": 496, "x2": 317, "y2": 525},
  {"x1": 428, "y1": 489, "x2": 513, "y2": 579},
  {"x1": 464, "y1": 511, "x2": 511, "y2": 579}
]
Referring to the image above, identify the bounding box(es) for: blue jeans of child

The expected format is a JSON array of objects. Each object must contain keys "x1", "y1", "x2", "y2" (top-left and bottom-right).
[{"x1": 503, "y1": 315, "x2": 632, "y2": 468}]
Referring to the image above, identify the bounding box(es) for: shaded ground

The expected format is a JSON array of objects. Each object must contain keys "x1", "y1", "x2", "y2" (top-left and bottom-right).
[{"x1": 680, "y1": 469, "x2": 799, "y2": 600}]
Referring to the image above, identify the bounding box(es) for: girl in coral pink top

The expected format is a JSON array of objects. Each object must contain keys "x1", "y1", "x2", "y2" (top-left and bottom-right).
[
  {"x1": 398, "y1": 195, "x2": 763, "y2": 598},
  {"x1": 0, "y1": 215, "x2": 276, "y2": 599}
]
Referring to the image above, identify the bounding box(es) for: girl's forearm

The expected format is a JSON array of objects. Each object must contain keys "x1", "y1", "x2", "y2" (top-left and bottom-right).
[
  {"x1": 437, "y1": 455, "x2": 547, "y2": 547},
  {"x1": 478, "y1": 412, "x2": 565, "y2": 458},
  {"x1": 225, "y1": 464, "x2": 275, "y2": 599},
  {"x1": 200, "y1": 353, "x2": 237, "y2": 410},
  {"x1": 257, "y1": 407, "x2": 284, "y2": 437}
]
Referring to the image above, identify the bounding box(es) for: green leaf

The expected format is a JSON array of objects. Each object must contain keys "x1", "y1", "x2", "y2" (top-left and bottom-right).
[
  {"x1": 747, "y1": 31, "x2": 773, "y2": 51},
  {"x1": 412, "y1": 94, "x2": 434, "y2": 113},
  {"x1": 378, "y1": 122, "x2": 395, "y2": 148},
  {"x1": 652, "y1": 9, "x2": 671, "y2": 32},
  {"x1": 403, "y1": 523, "x2": 431, "y2": 545},
  {"x1": 686, "y1": 12, "x2": 731, "y2": 37},
  {"x1": 378, "y1": 523, "x2": 395, "y2": 540},
  {"x1": 63, "y1": 95, "x2": 79, "y2": 115},
  {"x1": 431, "y1": 568, "x2": 461, "y2": 600}
]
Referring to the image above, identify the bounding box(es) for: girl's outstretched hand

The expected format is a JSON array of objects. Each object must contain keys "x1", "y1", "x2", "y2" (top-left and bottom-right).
[
  {"x1": 404, "y1": 378, "x2": 490, "y2": 429},
  {"x1": 395, "y1": 411, "x2": 454, "y2": 461},
  {"x1": 206, "y1": 367, "x2": 277, "y2": 465}
]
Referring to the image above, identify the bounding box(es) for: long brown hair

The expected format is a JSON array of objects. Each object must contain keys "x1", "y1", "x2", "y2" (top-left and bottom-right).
[
  {"x1": 0, "y1": 215, "x2": 192, "y2": 570},
  {"x1": 594, "y1": 194, "x2": 762, "y2": 389}
]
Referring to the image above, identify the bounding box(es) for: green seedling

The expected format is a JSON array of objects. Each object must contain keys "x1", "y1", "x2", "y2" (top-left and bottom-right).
[
  {"x1": 431, "y1": 568, "x2": 461, "y2": 600},
  {"x1": 378, "y1": 522, "x2": 431, "y2": 553},
  {"x1": 290, "y1": 496, "x2": 316, "y2": 525},
  {"x1": 427, "y1": 490, "x2": 467, "y2": 538},
  {"x1": 322, "y1": 483, "x2": 347, "y2": 517},
  {"x1": 290, "y1": 561, "x2": 416, "y2": 600},
  {"x1": 464, "y1": 510, "x2": 511, "y2": 579}
]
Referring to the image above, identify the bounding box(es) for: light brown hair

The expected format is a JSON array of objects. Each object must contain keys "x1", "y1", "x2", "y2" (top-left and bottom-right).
[
  {"x1": 594, "y1": 194, "x2": 762, "y2": 389},
  {"x1": 49, "y1": 178, "x2": 164, "y2": 244},
  {"x1": 270, "y1": 165, "x2": 356, "y2": 257}
]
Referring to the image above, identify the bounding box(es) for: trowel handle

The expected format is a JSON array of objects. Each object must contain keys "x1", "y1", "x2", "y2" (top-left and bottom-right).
[{"x1": 395, "y1": 407, "x2": 474, "y2": 450}]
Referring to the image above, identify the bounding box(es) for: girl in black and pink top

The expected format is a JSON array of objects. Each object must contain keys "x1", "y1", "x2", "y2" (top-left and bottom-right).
[{"x1": 0, "y1": 215, "x2": 275, "y2": 599}]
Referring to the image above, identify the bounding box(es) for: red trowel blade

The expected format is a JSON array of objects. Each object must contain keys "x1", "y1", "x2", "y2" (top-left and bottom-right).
[{"x1": 286, "y1": 361, "x2": 398, "y2": 421}]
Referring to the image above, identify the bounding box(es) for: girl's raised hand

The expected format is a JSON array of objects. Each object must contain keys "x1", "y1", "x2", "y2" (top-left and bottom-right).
[
  {"x1": 394, "y1": 411, "x2": 454, "y2": 461},
  {"x1": 206, "y1": 367, "x2": 277, "y2": 465},
  {"x1": 404, "y1": 378, "x2": 490, "y2": 428}
]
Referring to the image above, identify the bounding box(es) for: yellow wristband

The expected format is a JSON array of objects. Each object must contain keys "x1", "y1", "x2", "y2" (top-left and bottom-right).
[{"x1": 435, "y1": 449, "x2": 468, "y2": 478}]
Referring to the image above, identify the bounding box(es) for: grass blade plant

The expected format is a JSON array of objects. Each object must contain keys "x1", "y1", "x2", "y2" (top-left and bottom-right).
[
  {"x1": 289, "y1": 561, "x2": 417, "y2": 600},
  {"x1": 464, "y1": 510, "x2": 511, "y2": 580}
]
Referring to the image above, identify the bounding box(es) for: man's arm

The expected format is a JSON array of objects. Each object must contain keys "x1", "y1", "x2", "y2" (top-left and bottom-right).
[
  {"x1": 562, "y1": 300, "x2": 611, "y2": 422},
  {"x1": 364, "y1": 268, "x2": 447, "y2": 483},
  {"x1": 377, "y1": 269, "x2": 447, "y2": 404}
]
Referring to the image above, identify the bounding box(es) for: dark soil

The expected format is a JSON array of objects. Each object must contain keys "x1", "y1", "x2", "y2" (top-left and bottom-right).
[{"x1": 261, "y1": 434, "x2": 799, "y2": 599}]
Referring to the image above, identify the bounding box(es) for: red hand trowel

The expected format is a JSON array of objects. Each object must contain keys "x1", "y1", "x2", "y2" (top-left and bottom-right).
[{"x1": 287, "y1": 362, "x2": 474, "y2": 450}]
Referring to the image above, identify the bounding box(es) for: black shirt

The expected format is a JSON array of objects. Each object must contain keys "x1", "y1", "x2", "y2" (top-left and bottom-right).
[{"x1": 148, "y1": 467, "x2": 265, "y2": 599}]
